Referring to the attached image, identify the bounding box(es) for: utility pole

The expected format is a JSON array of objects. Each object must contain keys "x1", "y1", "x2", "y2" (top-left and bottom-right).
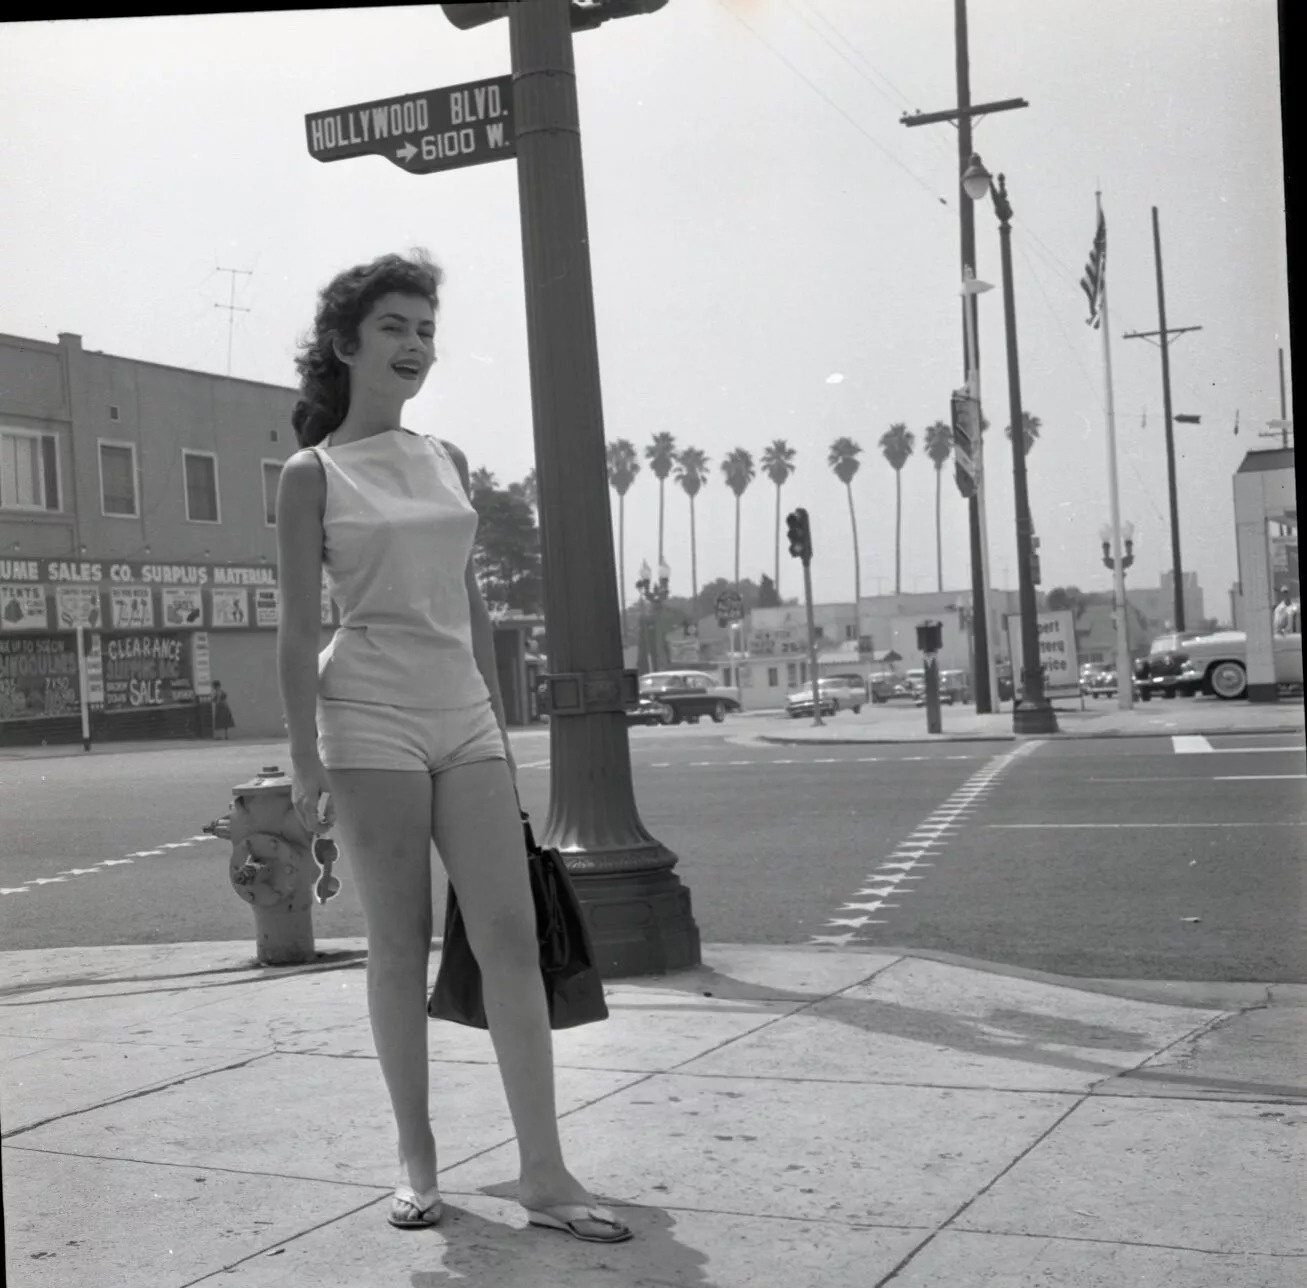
[
  {"x1": 1123, "y1": 209, "x2": 1200, "y2": 632},
  {"x1": 214, "y1": 266, "x2": 252, "y2": 377},
  {"x1": 1264, "y1": 348, "x2": 1293, "y2": 446},
  {"x1": 901, "y1": 0, "x2": 1027, "y2": 715}
]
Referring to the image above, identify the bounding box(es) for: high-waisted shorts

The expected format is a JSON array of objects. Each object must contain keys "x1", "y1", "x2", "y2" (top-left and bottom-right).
[{"x1": 317, "y1": 696, "x2": 506, "y2": 775}]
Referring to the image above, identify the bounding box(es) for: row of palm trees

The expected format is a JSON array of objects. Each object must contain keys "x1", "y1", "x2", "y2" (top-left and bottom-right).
[{"x1": 606, "y1": 415, "x2": 1041, "y2": 608}]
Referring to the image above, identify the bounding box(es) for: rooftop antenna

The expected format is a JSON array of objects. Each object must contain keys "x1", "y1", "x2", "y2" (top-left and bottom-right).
[{"x1": 215, "y1": 266, "x2": 252, "y2": 376}]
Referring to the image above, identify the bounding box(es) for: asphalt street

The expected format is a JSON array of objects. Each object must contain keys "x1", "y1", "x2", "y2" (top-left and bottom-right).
[{"x1": 1, "y1": 722, "x2": 1303, "y2": 982}]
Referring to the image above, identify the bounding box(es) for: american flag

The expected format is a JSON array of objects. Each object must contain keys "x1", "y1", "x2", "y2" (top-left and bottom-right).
[{"x1": 1080, "y1": 209, "x2": 1106, "y2": 328}]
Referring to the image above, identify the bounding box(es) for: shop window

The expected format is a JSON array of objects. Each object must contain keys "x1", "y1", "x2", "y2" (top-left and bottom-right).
[
  {"x1": 1, "y1": 429, "x2": 60, "y2": 512},
  {"x1": 184, "y1": 450, "x2": 221, "y2": 523},
  {"x1": 262, "y1": 459, "x2": 283, "y2": 526},
  {"x1": 98, "y1": 440, "x2": 138, "y2": 517}
]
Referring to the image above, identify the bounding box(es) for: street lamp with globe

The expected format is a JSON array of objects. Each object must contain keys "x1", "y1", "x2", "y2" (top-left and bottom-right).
[
  {"x1": 635, "y1": 558, "x2": 671, "y2": 671},
  {"x1": 961, "y1": 152, "x2": 1058, "y2": 734},
  {"x1": 1101, "y1": 519, "x2": 1136, "y2": 656}
]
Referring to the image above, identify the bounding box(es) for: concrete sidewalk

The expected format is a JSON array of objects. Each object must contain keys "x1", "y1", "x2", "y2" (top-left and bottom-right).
[
  {"x1": 750, "y1": 696, "x2": 1306, "y2": 745},
  {"x1": 3, "y1": 939, "x2": 1304, "y2": 1286}
]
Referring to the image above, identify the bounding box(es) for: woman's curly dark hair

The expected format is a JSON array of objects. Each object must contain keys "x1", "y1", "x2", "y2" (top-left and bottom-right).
[{"x1": 291, "y1": 250, "x2": 443, "y2": 447}]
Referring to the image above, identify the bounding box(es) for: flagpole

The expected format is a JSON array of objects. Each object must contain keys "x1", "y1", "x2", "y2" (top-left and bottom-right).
[{"x1": 1097, "y1": 193, "x2": 1133, "y2": 711}]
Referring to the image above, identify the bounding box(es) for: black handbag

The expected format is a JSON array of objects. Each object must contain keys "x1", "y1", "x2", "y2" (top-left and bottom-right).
[{"x1": 428, "y1": 812, "x2": 609, "y2": 1030}]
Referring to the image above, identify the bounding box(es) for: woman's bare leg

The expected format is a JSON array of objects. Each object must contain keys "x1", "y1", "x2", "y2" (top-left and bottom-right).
[
  {"x1": 327, "y1": 768, "x2": 438, "y2": 1194},
  {"x1": 431, "y1": 759, "x2": 596, "y2": 1211}
]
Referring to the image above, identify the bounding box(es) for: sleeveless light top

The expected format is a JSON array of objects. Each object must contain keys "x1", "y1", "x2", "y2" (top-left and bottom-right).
[{"x1": 310, "y1": 428, "x2": 489, "y2": 709}]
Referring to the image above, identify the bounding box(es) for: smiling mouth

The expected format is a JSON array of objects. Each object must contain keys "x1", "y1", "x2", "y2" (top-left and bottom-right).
[{"x1": 391, "y1": 362, "x2": 422, "y2": 378}]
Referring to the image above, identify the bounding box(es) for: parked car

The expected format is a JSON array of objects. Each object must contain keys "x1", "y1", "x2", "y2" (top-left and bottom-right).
[
  {"x1": 785, "y1": 680, "x2": 840, "y2": 719},
  {"x1": 626, "y1": 694, "x2": 674, "y2": 726},
  {"x1": 638, "y1": 670, "x2": 741, "y2": 724},
  {"x1": 1134, "y1": 631, "x2": 1206, "y2": 699},
  {"x1": 815, "y1": 673, "x2": 869, "y2": 712},
  {"x1": 868, "y1": 671, "x2": 910, "y2": 703},
  {"x1": 1081, "y1": 666, "x2": 1140, "y2": 699},
  {"x1": 1176, "y1": 630, "x2": 1304, "y2": 701}
]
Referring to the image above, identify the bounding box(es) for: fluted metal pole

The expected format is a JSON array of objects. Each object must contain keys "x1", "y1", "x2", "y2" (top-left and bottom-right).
[{"x1": 509, "y1": 0, "x2": 700, "y2": 974}]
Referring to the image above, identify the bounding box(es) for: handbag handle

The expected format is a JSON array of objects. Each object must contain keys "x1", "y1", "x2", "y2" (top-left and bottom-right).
[{"x1": 520, "y1": 809, "x2": 539, "y2": 855}]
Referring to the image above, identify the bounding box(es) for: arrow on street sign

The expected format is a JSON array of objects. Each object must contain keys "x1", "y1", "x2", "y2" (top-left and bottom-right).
[{"x1": 305, "y1": 74, "x2": 516, "y2": 175}]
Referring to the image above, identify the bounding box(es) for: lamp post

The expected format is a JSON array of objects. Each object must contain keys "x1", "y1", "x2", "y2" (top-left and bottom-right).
[
  {"x1": 1100, "y1": 520, "x2": 1136, "y2": 663},
  {"x1": 962, "y1": 154, "x2": 1058, "y2": 735},
  {"x1": 635, "y1": 558, "x2": 670, "y2": 672}
]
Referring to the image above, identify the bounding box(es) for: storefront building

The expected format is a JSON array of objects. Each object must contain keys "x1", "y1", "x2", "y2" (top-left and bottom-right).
[{"x1": 0, "y1": 330, "x2": 317, "y2": 744}]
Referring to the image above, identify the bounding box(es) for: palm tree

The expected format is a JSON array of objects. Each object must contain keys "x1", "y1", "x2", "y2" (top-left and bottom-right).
[
  {"x1": 607, "y1": 439, "x2": 640, "y2": 639},
  {"x1": 674, "y1": 446, "x2": 710, "y2": 605},
  {"x1": 760, "y1": 439, "x2": 797, "y2": 594},
  {"x1": 923, "y1": 421, "x2": 953, "y2": 592},
  {"x1": 644, "y1": 432, "x2": 677, "y2": 563},
  {"x1": 878, "y1": 422, "x2": 915, "y2": 595},
  {"x1": 720, "y1": 447, "x2": 756, "y2": 588},
  {"x1": 1005, "y1": 411, "x2": 1042, "y2": 456},
  {"x1": 827, "y1": 437, "x2": 863, "y2": 617}
]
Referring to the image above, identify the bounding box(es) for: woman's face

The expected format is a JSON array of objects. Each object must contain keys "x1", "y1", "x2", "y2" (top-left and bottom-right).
[{"x1": 340, "y1": 292, "x2": 436, "y2": 404}]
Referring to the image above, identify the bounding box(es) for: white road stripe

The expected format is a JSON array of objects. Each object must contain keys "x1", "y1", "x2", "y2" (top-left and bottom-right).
[
  {"x1": 1212, "y1": 774, "x2": 1306, "y2": 781},
  {"x1": 989, "y1": 821, "x2": 1307, "y2": 829},
  {"x1": 811, "y1": 739, "x2": 1045, "y2": 947}
]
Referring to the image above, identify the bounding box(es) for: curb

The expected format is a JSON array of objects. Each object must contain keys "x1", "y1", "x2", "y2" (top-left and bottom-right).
[{"x1": 752, "y1": 723, "x2": 1305, "y2": 747}]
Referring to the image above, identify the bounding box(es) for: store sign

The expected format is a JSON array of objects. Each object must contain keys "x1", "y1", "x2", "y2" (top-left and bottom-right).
[
  {"x1": 0, "y1": 636, "x2": 81, "y2": 719},
  {"x1": 211, "y1": 589, "x2": 249, "y2": 628},
  {"x1": 56, "y1": 586, "x2": 101, "y2": 629},
  {"x1": 254, "y1": 587, "x2": 280, "y2": 628},
  {"x1": 101, "y1": 632, "x2": 195, "y2": 711},
  {"x1": 1005, "y1": 610, "x2": 1080, "y2": 698},
  {"x1": 191, "y1": 631, "x2": 212, "y2": 698},
  {"x1": 111, "y1": 586, "x2": 155, "y2": 629},
  {"x1": 161, "y1": 587, "x2": 204, "y2": 627}
]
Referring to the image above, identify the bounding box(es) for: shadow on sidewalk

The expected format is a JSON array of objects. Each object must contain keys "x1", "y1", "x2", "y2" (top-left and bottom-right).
[{"x1": 410, "y1": 1196, "x2": 714, "y2": 1288}]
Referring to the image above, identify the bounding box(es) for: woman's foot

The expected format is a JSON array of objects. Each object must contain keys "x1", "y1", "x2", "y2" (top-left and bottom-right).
[
  {"x1": 518, "y1": 1168, "x2": 631, "y2": 1243},
  {"x1": 398, "y1": 1134, "x2": 439, "y2": 1199}
]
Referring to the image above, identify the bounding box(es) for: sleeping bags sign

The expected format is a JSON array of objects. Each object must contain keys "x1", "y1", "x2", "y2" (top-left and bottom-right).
[{"x1": 102, "y1": 633, "x2": 195, "y2": 711}]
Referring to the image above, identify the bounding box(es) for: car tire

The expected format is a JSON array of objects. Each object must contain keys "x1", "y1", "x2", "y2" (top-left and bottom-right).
[
  {"x1": 1209, "y1": 660, "x2": 1247, "y2": 701},
  {"x1": 711, "y1": 701, "x2": 727, "y2": 723},
  {"x1": 657, "y1": 704, "x2": 676, "y2": 725},
  {"x1": 852, "y1": 704, "x2": 861, "y2": 714}
]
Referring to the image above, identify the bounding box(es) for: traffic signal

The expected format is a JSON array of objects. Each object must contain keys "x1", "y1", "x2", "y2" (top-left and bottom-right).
[{"x1": 786, "y1": 508, "x2": 812, "y2": 562}]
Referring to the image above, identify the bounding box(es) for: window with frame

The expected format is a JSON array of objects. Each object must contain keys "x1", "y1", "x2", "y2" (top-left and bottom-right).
[
  {"x1": 786, "y1": 662, "x2": 798, "y2": 686},
  {"x1": 98, "y1": 441, "x2": 138, "y2": 517},
  {"x1": 1, "y1": 429, "x2": 60, "y2": 512},
  {"x1": 184, "y1": 451, "x2": 220, "y2": 523},
  {"x1": 767, "y1": 667, "x2": 779, "y2": 688},
  {"x1": 262, "y1": 460, "x2": 283, "y2": 526}
]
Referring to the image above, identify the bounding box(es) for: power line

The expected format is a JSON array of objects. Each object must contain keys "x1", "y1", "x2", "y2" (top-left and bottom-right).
[{"x1": 714, "y1": 0, "x2": 954, "y2": 213}]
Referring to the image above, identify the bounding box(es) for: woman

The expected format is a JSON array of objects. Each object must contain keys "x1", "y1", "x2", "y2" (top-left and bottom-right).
[{"x1": 276, "y1": 251, "x2": 629, "y2": 1243}]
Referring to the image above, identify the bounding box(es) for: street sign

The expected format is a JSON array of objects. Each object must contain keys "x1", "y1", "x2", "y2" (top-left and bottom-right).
[
  {"x1": 714, "y1": 589, "x2": 744, "y2": 623},
  {"x1": 950, "y1": 388, "x2": 978, "y2": 499},
  {"x1": 305, "y1": 75, "x2": 515, "y2": 175},
  {"x1": 1006, "y1": 610, "x2": 1080, "y2": 701}
]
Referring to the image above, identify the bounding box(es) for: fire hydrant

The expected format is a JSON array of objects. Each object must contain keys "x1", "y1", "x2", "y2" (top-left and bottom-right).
[{"x1": 205, "y1": 765, "x2": 341, "y2": 966}]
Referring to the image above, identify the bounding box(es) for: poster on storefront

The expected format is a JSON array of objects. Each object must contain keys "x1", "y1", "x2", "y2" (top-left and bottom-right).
[
  {"x1": 0, "y1": 635, "x2": 81, "y2": 719},
  {"x1": 56, "y1": 586, "x2": 102, "y2": 630},
  {"x1": 254, "y1": 587, "x2": 280, "y2": 628},
  {"x1": 84, "y1": 632, "x2": 105, "y2": 705},
  {"x1": 110, "y1": 586, "x2": 155, "y2": 629},
  {"x1": 161, "y1": 586, "x2": 205, "y2": 627},
  {"x1": 100, "y1": 632, "x2": 195, "y2": 711},
  {"x1": 1005, "y1": 610, "x2": 1081, "y2": 700},
  {"x1": 210, "y1": 588, "x2": 248, "y2": 628},
  {"x1": 0, "y1": 584, "x2": 50, "y2": 631},
  {"x1": 191, "y1": 631, "x2": 212, "y2": 697}
]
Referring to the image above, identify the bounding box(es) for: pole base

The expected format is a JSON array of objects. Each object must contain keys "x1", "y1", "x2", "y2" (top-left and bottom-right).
[
  {"x1": 572, "y1": 863, "x2": 701, "y2": 979},
  {"x1": 1012, "y1": 703, "x2": 1059, "y2": 735}
]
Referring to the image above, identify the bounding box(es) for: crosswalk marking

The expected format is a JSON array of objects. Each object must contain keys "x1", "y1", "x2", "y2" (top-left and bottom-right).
[{"x1": 1172, "y1": 735, "x2": 1213, "y2": 754}]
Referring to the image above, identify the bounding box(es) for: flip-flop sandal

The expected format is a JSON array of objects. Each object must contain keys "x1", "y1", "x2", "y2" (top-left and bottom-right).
[
  {"x1": 388, "y1": 1184, "x2": 444, "y2": 1229},
  {"x1": 525, "y1": 1204, "x2": 632, "y2": 1243}
]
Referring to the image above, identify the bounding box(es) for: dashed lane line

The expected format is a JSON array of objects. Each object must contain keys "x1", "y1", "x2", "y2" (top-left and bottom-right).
[
  {"x1": 1, "y1": 833, "x2": 224, "y2": 896},
  {"x1": 809, "y1": 740, "x2": 1046, "y2": 947}
]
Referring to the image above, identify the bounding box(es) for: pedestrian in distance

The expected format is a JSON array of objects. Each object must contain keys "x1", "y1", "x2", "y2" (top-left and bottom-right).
[
  {"x1": 1272, "y1": 585, "x2": 1299, "y2": 635},
  {"x1": 275, "y1": 251, "x2": 629, "y2": 1243},
  {"x1": 211, "y1": 680, "x2": 234, "y2": 740}
]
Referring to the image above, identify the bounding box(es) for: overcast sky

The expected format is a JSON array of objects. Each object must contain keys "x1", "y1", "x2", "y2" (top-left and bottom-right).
[{"x1": 1, "y1": 2, "x2": 1289, "y2": 615}]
